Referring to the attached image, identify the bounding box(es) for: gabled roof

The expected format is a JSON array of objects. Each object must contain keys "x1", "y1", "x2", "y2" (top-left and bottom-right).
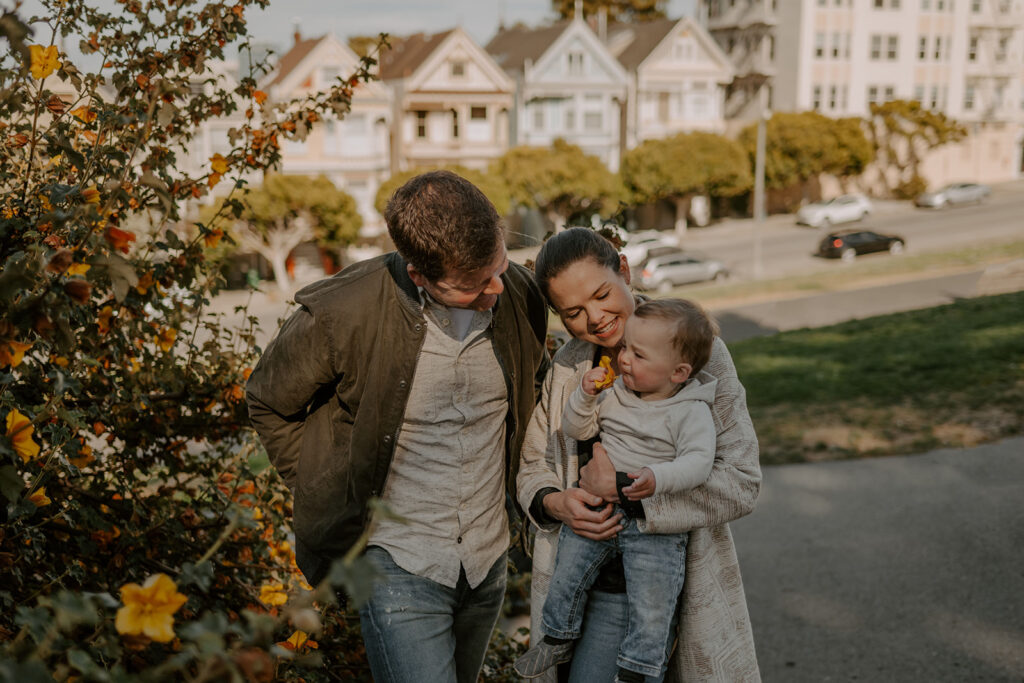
[
  {"x1": 379, "y1": 30, "x2": 455, "y2": 80},
  {"x1": 607, "y1": 18, "x2": 677, "y2": 70},
  {"x1": 264, "y1": 35, "x2": 324, "y2": 88},
  {"x1": 485, "y1": 21, "x2": 571, "y2": 73}
]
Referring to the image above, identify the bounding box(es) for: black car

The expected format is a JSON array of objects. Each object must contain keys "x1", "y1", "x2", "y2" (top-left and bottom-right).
[{"x1": 817, "y1": 230, "x2": 905, "y2": 262}]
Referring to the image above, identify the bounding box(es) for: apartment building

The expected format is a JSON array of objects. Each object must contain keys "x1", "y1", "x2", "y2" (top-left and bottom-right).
[{"x1": 700, "y1": 0, "x2": 1024, "y2": 183}]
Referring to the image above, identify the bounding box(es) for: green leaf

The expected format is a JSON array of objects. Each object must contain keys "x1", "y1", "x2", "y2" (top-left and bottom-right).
[
  {"x1": 179, "y1": 560, "x2": 214, "y2": 593},
  {"x1": 93, "y1": 253, "x2": 138, "y2": 302},
  {"x1": 0, "y1": 466, "x2": 24, "y2": 503},
  {"x1": 325, "y1": 555, "x2": 380, "y2": 609}
]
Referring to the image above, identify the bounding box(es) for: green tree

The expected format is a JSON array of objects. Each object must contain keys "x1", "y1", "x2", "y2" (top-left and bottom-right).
[
  {"x1": 375, "y1": 165, "x2": 511, "y2": 217},
  {"x1": 738, "y1": 111, "x2": 874, "y2": 190},
  {"x1": 552, "y1": 0, "x2": 668, "y2": 21},
  {"x1": 621, "y1": 131, "x2": 752, "y2": 232},
  {"x1": 204, "y1": 174, "x2": 361, "y2": 295},
  {"x1": 0, "y1": 0, "x2": 398, "y2": 679},
  {"x1": 491, "y1": 139, "x2": 623, "y2": 229},
  {"x1": 867, "y1": 99, "x2": 967, "y2": 197}
]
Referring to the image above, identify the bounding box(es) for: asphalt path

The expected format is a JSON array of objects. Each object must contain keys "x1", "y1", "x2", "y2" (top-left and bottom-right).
[{"x1": 731, "y1": 437, "x2": 1024, "y2": 682}]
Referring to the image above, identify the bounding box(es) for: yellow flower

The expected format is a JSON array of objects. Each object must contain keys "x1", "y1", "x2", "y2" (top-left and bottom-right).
[
  {"x1": 66, "y1": 263, "x2": 90, "y2": 276},
  {"x1": 115, "y1": 573, "x2": 187, "y2": 643},
  {"x1": 277, "y1": 629, "x2": 318, "y2": 652},
  {"x1": 29, "y1": 45, "x2": 61, "y2": 80},
  {"x1": 69, "y1": 442, "x2": 94, "y2": 468},
  {"x1": 156, "y1": 327, "x2": 177, "y2": 352},
  {"x1": 97, "y1": 306, "x2": 114, "y2": 335},
  {"x1": 258, "y1": 582, "x2": 288, "y2": 607},
  {"x1": 71, "y1": 107, "x2": 97, "y2": 124},
  {"x1": 28, "y1": 487, "x2": 52, "y2": 507},
  {"x1": 5, "y1": 409, "x2": 40, "y2": 462},
  {"x1": 81, "y1": 186, "x2": 100, "y2": 204},
  {"x1": 209, "y1": 153, "x2": 229, "y2": 175},
  {"x1": 135, "y1": 270, "x2": 153, "y2": 295},
  {"x1": 203, "y1": 228, "x2": 223, "y2": 249},
  {"x1": 0, "y1": 340, "x2": 32, "y2": 368}
]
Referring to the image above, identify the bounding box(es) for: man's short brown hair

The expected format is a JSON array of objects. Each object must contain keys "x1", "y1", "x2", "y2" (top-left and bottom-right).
[
  {"x1": 633, "y1": 298, "x2": 719, "y2": 374},
  {"x1": 384, "y1": 170, "x2": 503, "y2": 282}
]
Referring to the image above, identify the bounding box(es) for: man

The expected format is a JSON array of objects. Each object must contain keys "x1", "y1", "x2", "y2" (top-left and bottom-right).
[{"x1": 246, "y1": 171, "x2": 548, "y2": 682}]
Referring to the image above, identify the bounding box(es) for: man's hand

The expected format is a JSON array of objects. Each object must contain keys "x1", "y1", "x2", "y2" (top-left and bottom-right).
[
  {"x1": 581, "y1": 367, "x2": 609, "y2": 396},
  {"x1": 542, "y1": 488, "x2": 622, "y2": 541},
  {"x1": 622, "y1": 467, "x2": 656, "y2": 500},
  {"x1": 579, "y1": 442, "x2": 619, "y2": 502}
]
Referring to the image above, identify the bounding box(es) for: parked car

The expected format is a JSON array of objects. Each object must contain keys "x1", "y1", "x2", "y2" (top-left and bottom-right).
[
  {"x1": 796, "y1": 194, "x2": 873, "y2": 228},
  {"x1": 621, "y1": 230, "x2": 679, "y2": 267},
  {"x1": 914, "y1": 182, "x2": 990, "y2": 208},
  {"x1": 817, "y1": 230, "x2": 906, "y2": 262},
  {"x1": 637, "y1": 249, "x2": 729, "y2": 292}
]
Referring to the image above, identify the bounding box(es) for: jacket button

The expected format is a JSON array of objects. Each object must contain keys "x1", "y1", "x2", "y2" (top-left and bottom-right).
[
  {"x1": 383, "y1": 435, "x2": 391, "y2": 444},
  {"x1": 457, "y1": 536, "x2": 463, "y2": 544},
  {"x1": 399, "y1": 380, "x2": 407, "y2": 389}
]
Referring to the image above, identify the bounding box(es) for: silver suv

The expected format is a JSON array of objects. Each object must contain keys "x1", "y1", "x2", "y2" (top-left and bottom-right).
[{"x1": 637, "y1": 250, "x2": 729, "y2": 292}]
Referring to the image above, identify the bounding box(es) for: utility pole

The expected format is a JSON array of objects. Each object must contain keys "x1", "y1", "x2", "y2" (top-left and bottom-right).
[{"x1": 752, "y1": 85, "x2": 768, "y2": 280}]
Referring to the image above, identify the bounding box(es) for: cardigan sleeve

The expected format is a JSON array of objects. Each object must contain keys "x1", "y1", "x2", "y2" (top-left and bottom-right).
[
  {"x1": 639, "y1": 338, "x2": 761, "y2": 533},
  {"x1": 516, "y1": 358, "x2": 566, "y2": 532}
]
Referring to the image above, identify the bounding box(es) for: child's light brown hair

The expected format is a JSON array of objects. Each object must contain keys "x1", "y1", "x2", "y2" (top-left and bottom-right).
[{"x1": 633, "y1": 298, "x2": 719, "y2": 374}]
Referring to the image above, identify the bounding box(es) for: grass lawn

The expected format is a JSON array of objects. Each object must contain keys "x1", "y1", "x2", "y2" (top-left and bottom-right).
[{"x1": 730, "y1": 290, "x2": 1024, "y2": 465}]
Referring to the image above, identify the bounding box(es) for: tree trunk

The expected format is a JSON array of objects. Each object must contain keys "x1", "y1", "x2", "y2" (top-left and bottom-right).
[
  {"x1": 232, "y1": 216, "x2": 314, "y2": 297},
  {"x1": 673, "y1": 197, "x2": 688, "y2": 242},
  {"x1": 546, "y1": 209, "x2": 566, "y2": 232}
]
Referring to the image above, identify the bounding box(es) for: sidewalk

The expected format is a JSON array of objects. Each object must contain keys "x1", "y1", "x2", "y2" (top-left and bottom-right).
[{"x1": 731, "y1": 436, "x2": 1024, "y2": 681}]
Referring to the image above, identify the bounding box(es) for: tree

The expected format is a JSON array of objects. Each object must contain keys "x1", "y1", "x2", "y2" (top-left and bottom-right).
[
  {"x1": 738, "y1": 111, "x2": 874, "y2": 191},
  {"x1": 205, "y1": 174, "x2": 361, "y2": 295},
  {"x1": 0, "y1": 1, "x2": 430, "y2": 679},
  {"x1": 490, "y1": 139, "x2": 623, "y2": 230},
  {"x1": 867, "y1": 99, "x2": 967, "y2": 197},
  {"x1": 552, "y1": 0, "x2": 668, "y2": 22},
  {"x1": 375, "y1": 165, "x2": 511, "y2": 217},
  {"x1": 621, "y1": 132, "x2": 752, "y2": 232}
]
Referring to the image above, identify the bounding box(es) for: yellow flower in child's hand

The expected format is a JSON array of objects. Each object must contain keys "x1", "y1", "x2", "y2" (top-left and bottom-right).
[
  {"x1": 29, "y1": 45, "x2": 61, "y2": 79},
  {"x1": 5, "y1": 409, "x2": 40, "y2": 462},
  {"x1": 115, "y1": 573, "x2": 187, "y2": 643},
  {"x1": 28, "y1": 487, "x2": 52, "y2": 507},
  {"x1": 594, "y1": 355, "x2": 616, "y2": 390}
]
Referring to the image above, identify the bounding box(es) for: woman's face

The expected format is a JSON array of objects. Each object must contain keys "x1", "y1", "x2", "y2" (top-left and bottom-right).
[{"x1": 545, "y1": 255, "x2": 635, "y2": 349}]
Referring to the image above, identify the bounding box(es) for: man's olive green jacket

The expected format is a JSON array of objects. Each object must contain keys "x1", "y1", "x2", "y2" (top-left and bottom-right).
[{"x1": 245, "y1": 252, "x2": 549, "y2": 584}]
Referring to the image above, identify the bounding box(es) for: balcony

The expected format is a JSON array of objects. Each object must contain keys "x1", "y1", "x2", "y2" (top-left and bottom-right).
[
  {"x1": 968, "y1": 1, "x2": 1024, "y2": 28},
  {"x1": 706, "y1": 1, "x2": 778, "y2": 31},
  {"x1": 734, "y1": 47, "x2": 777, "y2": 78}
]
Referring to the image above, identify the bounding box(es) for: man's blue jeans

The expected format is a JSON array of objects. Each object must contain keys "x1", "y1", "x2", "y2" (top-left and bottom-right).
[
  {"x1": 542, "y1": 513, "x2": 688, "y2": 679},
  {"x1": 358, "y1": 546, "x2": 507, "y2": 683}
]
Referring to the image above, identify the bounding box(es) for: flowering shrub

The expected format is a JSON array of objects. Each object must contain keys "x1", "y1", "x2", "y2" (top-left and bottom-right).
[{"x1": 0, "y1": 0, "x2": 393, "y2": 678}]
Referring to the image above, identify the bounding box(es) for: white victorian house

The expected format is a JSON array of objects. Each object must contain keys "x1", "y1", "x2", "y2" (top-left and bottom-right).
[
  {"x1": 487, "y1": 17, "x2": 630, "y2": 172},
  {"x1": 262, "y1": 33, "x2": 392, "y2": 237},
  {"x1": 380, "y1": 28, "x2": 514, "y2": 172},
  {"x1": 606, "y1": 17, "x2": 734, "y2": 148}
]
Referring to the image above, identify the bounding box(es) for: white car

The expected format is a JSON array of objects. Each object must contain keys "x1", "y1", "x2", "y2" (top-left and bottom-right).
[
  {"x1": 620, "y1": 230, "x2": 679, "y2": 267},
  {"x1": 795, "y1": 194, "x2": 873, "y2": 229},
  {"x1": 914, "y1": 183, "x2": 990, "y2": 208}
]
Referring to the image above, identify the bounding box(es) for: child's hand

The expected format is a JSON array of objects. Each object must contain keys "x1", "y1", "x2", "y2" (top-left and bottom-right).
[
  {"x1": 622, "y1": 468, "x2": 656, "y2": 500},
  {"x1": 581, "y1": 367, "x2": 610, "y2": 396}
]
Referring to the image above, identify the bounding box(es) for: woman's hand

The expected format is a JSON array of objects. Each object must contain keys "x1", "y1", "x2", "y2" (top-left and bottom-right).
[
  {"x1": 579, "y1": 442, "x2": 619, "y2": 503},
  {"x1": 542, "y1": 489, "x2": 622, "y2": 541}
]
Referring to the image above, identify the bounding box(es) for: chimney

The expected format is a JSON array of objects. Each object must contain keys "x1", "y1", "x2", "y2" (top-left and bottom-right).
[
  {"x1": 598, "y1": 7, "x2": 607, "y2": 41},
  {"x1": 292, "y1": 19, "x2": 302, "y2": 45},
  {"x1": 574, "y1": 0, "x2": 583, "y2": 21}
]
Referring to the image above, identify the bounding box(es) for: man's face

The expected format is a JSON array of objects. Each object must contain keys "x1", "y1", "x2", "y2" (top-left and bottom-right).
[{"x1": 409, "y1": 247, "x2": 509, "y2": 311}]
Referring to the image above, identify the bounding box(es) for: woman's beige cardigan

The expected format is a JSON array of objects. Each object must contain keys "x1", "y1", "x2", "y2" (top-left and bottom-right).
[{"x1": 517, "y1": 337, "x2": 762, "y2": 682}]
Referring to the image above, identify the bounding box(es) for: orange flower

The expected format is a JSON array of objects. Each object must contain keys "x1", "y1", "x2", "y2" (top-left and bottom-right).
[
  {"x1": 105, "y1": 227, "x2": 136, "y2": 253},
  {"x1": 135, "y1": 270, "x2": 153, "y2": 295},
  {"x1": 115, "y1": 574, "x2": 187, "y2": 643},
  {"x1": 203, "y1": 228, "x2": 223, "y2": 248},
  {"x1": 97, "y1": 306, "x2": 114, "y2": 335},
  {"x1": 223, "y1": 383, "x2": 244, "y2": 403},
  {"x1": 81, "y1": 185, "x2": 101, "y2": 204},
  {"x1": 277, "y1": 630, "x2": 318, "y2": 652},
  {"x1": 0, "y1": 340, "x2": 32, "y2": 368},
  {"x1": 258, "y1": 582, "x2": 288, "y2": 607},
  {"x1": 156, "y1": 327, "x2": 177, "y2": 352},
  {"x1": 28, "y1": 487, "x2": 52, "y2": 507},
  {"x1": 5, "y1": 409, "x2": 40, "y2": 462},
  {"x1": 71, "y1": 107, "x2": 97, "y2": 124},
  {"x1": 253, "y1": 90, "x2": 267, "y2": 105},
  {"x1": 29, "y1": 45, "x2": 61, "y2": 79},
  {"x1": 69, "y1": 442, "x2": 95, "y2": 468}
]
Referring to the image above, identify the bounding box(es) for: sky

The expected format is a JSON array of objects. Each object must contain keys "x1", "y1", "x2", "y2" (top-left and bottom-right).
[{"x1": 242, "y1": 0, "x2": 698, "y2": 51}]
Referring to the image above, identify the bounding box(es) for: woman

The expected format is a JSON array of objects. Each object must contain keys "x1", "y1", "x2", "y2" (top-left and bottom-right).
[{"x1": 517, "y1": 228, "x2": 762, "y2": 682}]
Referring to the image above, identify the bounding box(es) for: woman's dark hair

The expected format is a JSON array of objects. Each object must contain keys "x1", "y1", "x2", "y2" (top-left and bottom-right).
[{"x1": 534, "y1": 227, "x2": 621, "y2": 304}]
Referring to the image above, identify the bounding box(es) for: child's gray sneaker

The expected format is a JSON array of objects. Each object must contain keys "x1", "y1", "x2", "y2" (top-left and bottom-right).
[{"x1": 513, "y1": 639, "x2": 574, "y2": 678}]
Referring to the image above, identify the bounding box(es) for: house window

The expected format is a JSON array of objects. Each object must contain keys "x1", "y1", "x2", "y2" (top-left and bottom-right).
[
  {"x1": 885, "y1": 85, "x2": 896, "y2": 101},
  {"x1": 568, "y1": 52, "x2": 584, "y2": 76},
  {"x1": 921, "y1": 0, "x2": 930, "y2": 8},
  {"x1": 829, "y1": 85, "x2": 838, "y2": 109},
  {"x1": 831, "y1": 33, "x2": 841, "y2": 58},
  {"x1": 415, "y1": 111, "x2": 427, "y2": 139},
  {"x1": 870, "y1": 35, "x2": 882, "y2": 60},
  {"x1": 565, "y1": 108, "x2": 576, "y2": 130},
  {"x1": 996, "y1": 36, "x2": 1009, "y2": 61},
  {"x1": 813, "y1": 85, "x2": 822, "y2": 109},
  {"x1": 768, "y1": 35, "x2": 775, "y2": 60},
  {"x1": 970, "y1": 0, "x2": 980, "y2": 11},
  {"x1": 451, "y1": 61, "x2": 465, "y2": 78},
  {"x1": 533, "y1": 105, "x2": 544, "y2": 131},
  {"x1": 867, "y1": 85, "x2": 879, "y2": 104},
  {"x1": 933, "y1": 36, "x2": 942, "y2": 60},
  {"x1": 844, "y1": 33, "x2": 851, "y2": 58},
  {"x1": 914, "y1": 84, "x2": 925, "y2": 102},
  {"x1": 584, "y1": 111, "x2": 603, "y2": 131},
  {"x1": 968, "y1": 36, "x2": 978, "y2": 61},
  {"x1": 918, "y1": 36, "x2": 927, "y2": 59},
  {"x1": 451, "y1": 109, "x2": 459, "y2": 139},
  {"x1": 816, "y1": 32, "x2": 826, "y2": 58},
  {"x1": 470, "y1": 106, "x2": 487, "y2": 120},
  {"x1": 964, "y1": 85, "x2": 975, "y2": 110},
  {"x1": 887, "y1": 35, "x2": 899, "y2": 60},
  {"x1": 929, "y1": 86, "x2": 938, "y2": 108}
]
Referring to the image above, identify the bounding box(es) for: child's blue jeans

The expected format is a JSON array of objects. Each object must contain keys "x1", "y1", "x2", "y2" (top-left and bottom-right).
[{"x1": 541, "y1": 510, "x2": 688, "y2": 679}]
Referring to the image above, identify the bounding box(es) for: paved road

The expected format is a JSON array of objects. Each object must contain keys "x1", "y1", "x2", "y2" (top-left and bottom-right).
[{"x1": 731, "y1": 437, "x2": 1024, "y2": 682}]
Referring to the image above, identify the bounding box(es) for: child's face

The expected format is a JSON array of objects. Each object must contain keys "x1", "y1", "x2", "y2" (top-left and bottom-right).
[{"x1": 617, "y1": 316, "x2": 692, "y2": 401}]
